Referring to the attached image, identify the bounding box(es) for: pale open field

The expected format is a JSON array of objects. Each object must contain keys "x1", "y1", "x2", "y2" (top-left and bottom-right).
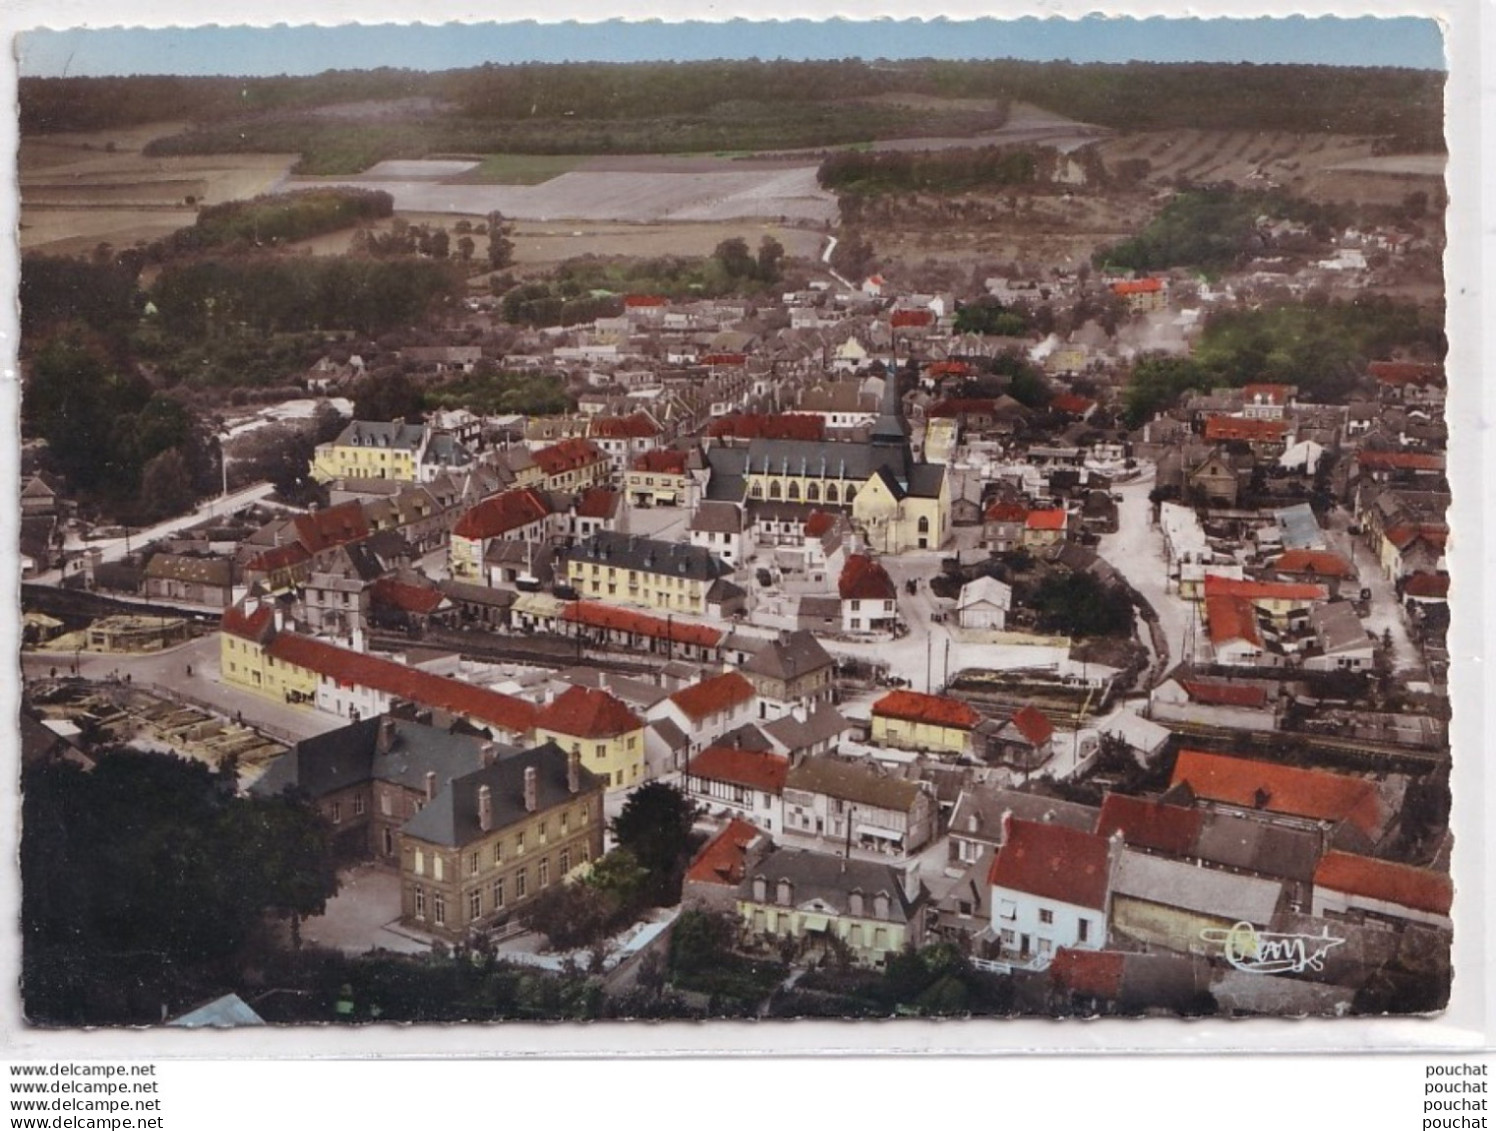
[
  {"x1": 19, "y1": 122, "x2": 297, "y2": 255},
  {"x1": 285, "y1": 162, "x2": 839, "y2": 224}
]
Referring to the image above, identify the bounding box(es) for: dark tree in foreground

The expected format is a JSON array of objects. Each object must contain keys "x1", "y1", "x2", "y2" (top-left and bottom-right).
[
  {"x1": 22, "y1": 750, "x2": 338, "y2": 1025},
  {"x1": 610, "y1": 781, "x2": 696, "y2": 905}
]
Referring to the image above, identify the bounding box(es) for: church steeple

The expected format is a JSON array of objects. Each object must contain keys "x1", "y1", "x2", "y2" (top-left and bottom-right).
[{"x1": 870, "y1": 371, "x2": 912, "y2": 485}]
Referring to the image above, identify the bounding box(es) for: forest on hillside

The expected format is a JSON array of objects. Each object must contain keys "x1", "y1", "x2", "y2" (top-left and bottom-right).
[{"x1": 21, "y1": 58, "x2": 1444, "y2": 173}]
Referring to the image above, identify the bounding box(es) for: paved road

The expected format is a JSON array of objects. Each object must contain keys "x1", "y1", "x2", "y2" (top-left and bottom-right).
[
  {"x1": 39, "y1": 481, "x2": 281, "y2": 584},
  {"x1": 1097, "y1": 466, "x2": 1199, "y2": 679},
  {"x1": 1323, "y1": 505, "x2": 1423, "y2": 676}
]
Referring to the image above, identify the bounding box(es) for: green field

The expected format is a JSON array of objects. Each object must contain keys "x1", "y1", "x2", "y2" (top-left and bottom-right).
[{"x1": 449, "y1": 153, "x2": 588, "y2": 184}]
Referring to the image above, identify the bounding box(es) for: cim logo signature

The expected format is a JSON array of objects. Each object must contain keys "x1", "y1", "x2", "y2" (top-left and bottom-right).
[{"x1": 1199, "y1": 921, "x2": 1346, "y2": 975}]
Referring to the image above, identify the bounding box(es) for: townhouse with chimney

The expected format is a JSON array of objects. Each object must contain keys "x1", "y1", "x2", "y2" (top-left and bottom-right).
[
  {"x1": 737, "y1": 847, "x2": 925, "y2": 967},
  {"x1": 252, "y1": 715, "x2": 516, "y2": 862},
  {"x1": 685, "y1": 745, "x2": 790, "y2": 835},
  {"x1": 738, "y1": 629, "x2": 836, "y2": 722},
  {"x1": 533, "y1": 438, "x2": 610, "y2": 493},
  {"x1": 399, "y1": 742, "x2": 606, "y2": 941},
  {"x1": 448, "y1": 488, "x2": 553, "y2": 581},
  {"x1": 654, "y1": 671, "x2": 759, "y2": 763}
]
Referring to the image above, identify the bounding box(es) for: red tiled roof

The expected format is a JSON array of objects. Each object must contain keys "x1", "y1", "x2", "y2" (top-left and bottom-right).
[
  {"x1": 984, "y1": 500, "x2": 1028, "y2": 523},
  {"x1": 804, "y1": 510, "x2": 835, "y2": 538},
  {"x1": 244, "y1": 542, "x2": 312, "y2": 574},
  {"x1": 1050, "y1": 393, "x2": 1096, "y2": 416},
  {"x1": 926, "y1": 361, "x2": 972, "y2": 377},
  {"x1": 1272, "y1": 550, "x2": 1356, "y2": 579},
  {"x1": 293, "y1": 501, "x2": 369, "y2": 555},
  {"x1": 707, "y1": 414, "x2": 825, "y2": 441},
  {"x1": 1010, "y1": 705, "x2": 1055, "y2": 747},
  {"x1": 1313, "y1": 850, "x2": 1453, "y2": 916},
  {"x1": 1025, "y1": 508, "x2": 1068, "y2": 532},
  {"x1": 561, "y1": 601, "x2": 724, "y2": 648},
  {"x1": 1096, "y1": 793, "x2": 1202, "y2": 857},
  {"x1": 1180, "y1": 679, "x2": 1268, "y2": 709},
  {"x1": 1205, "y1": 594, "x2": 1262, "y2": 648},
  {"x1": 370, "y1": 577, "x2": 447, "y2": 615},
  {"x1": 624, "y1": 294, "x2": 668, "y2": 308},
  {"x1": 927, "y1": 397, "x2": 998, "y2": 420},
  {"x1": 1170, "y1": 750, "x2": 1388, "y2": 838},
  {"x1": 872, "y1": 689, "x2": 981, "y2": 730},
  {"x1": 701, "y1": 353, "x2": 748, "y2": 366},
  {"x1": 1403, "y1": 572, "x2": 1450, "y2": 599},
  {"x1": 534, "y1": 438, "x2": 605, "y2": 476},
  {"x1": 1049, "y1": 948, "x2": 1126, "y2": 999},
  {"x1": 687, "y1": 747, "x2": 790, "y2": 794},
  {"x1": 1111, "y1": 277, "x2": 1164, "y2": 296},
  {"x1": 534, "y1": 685, "x2": 642, "y2": 739},
  {"x1": 1203, "y1": 416, "x2": 1289, "y2": 443},
  {"x1": 1242, "y1": 383, "x2": 1293, "y2": 404},
  {"x1": 589, "y1": 412, "x2": 661, "y2": 440},
  {"x1": 1355, "y1": 450, "x2": 1446, "y2": 473},
  {"x1": 838, "y1": 554, "x2": 897, "y2": 601},
  {"x1": 451, "y1": 488, "x2": 551, "y2": 541},
  {"x1": 573, "y1": 487, "x2": 619, "y2": 520},
  {"x1": 1203, "y1": 575, "x2": 1327, "y2": 602},
  {"x1": 266, "y1": 633, "x2": 536, "y2": 734},
  {"x1": 670, "y1": 671, "x2": 756, "y2": 721},
  {"x1": 988, "y1": 817, "x2": 1112, "y2": 911},
  {"x1": 221, "y1": 601, "x2": 275, "y2": 643},
  {"x1": 890, "y1": 309, "x2": 934, "y2": 328},
  {"x1": 631, "y1": 449, "x2": 689, "y2": 475},
  {"x1": 1384, "y1": 524, "x2": 1448, "y2": 551},
  {"x1": 685, "y1": 818, "x2": 765, "y2": 887},
  {"x1": 1369, "y1": 361, "x2": 1444, "y2": 386}
]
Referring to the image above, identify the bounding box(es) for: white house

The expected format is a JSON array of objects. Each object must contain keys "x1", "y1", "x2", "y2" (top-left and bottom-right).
[
  {"x1": 988, "y1": 815, "x2": 1117, "y2": 967},
  {"x1": 689, "y1": 502, "x2": 746, "y2": 569},
  {"x1": 957, "y1": 575, "x2": 1013, "y2": 631},
  {"x1": 684, "y1": 745, "x2": 789, "y2": 835},
  {"x1": 651, "y1": 671, "x2": 759, "y2": 761}
]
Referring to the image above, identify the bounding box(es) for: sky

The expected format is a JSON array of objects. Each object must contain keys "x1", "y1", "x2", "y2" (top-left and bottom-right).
[{"x1": 16, "y1": 16, "x2": 1446, "y2": 79}]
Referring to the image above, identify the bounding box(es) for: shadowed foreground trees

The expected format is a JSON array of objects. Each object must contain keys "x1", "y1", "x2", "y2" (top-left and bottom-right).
[{"x1": 22, "y1": 750, "x2": 338, "y2": 1025}]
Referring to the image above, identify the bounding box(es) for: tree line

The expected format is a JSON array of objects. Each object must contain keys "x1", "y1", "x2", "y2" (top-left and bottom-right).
[{"x1": 818, "y1": 145, "x2": 1042, "y2": 196}]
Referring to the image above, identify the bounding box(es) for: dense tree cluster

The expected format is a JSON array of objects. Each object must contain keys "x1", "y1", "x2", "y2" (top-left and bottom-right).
[
  {"x1": 1028, "y1": 572, "x2": 1136, "y2": 638},
  {"x1": 167, "y1": 188, "x2": 394, "y2": 254},
  {"x1": 610, "y1": 781, "x2": 697, "y2": 906},
  {"x1": 819, "y1": 145, "x2": 1040, "y2": 196},
  {"x1": 1095, "y1": 187, "x2": 1354, "y2": 275},
  {"x1": 1121, "y1": 295, "x2": 1443, "y2": 425},
  {"x1": 151, "y1": 256, "x2": 464, "y2": 337},
  {"x1": 22, "y1": 750, "x2": 338, "y2": 1025},
  {"x1": 953, "y1": 297, "x2": 1028, "y2": 337}
]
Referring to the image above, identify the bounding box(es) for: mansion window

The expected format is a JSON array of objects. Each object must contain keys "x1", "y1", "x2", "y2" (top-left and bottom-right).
[
  {"x1": 469, "y1": 890, "x2": 482, "y2": 921},
  {"x1": 414, "y1": 886, "x2": 425, "y2": 920},
  {"x1": 492, "y1": 878, "x2": 505, "y2": 909},
  {"x1": 515, "y1": 867, "x2": 528, "y2": 899},
  {"x1": 433, "y1": 892, "x2": 446, "y2": 927}
]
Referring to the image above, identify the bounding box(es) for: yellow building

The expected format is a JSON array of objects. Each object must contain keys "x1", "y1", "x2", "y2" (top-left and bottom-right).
[
  {"x1": 923, "y1": 416, "x2": 958, "y2": 465},
  {"x1": 624, "y1": 449, "x2": 692, "y2": 507},
  {"x1": 870, "y1": 689, "x2": 981, "y2": 756},
  {"x1": 399, "y1": 744, "x2": 607, "y2": 942},
  {"x1": 532, "y1": 685, "x2": 646, "y2": 791},
  {"x1": 220, "y1": 601, "x2": 318, "y2": 706},
  {"x1": 312, "y1": 421, "x2": 429, "y2": 484},
  {"x1": 737, "y1": 848, "x2": 924, "y2": 968},
  {"x1": 564, "y1": 531, "x2": 733, "y2": 617}
]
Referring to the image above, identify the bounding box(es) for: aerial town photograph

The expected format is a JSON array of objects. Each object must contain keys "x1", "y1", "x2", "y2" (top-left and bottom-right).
[{"x1": 12, "y1": 17, "x2": 1456, "y2": 1028}]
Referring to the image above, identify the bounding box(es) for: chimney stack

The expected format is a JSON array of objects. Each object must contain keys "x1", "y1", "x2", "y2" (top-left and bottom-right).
[
  {"x1": 377, "y1": 715, "x2": 398, "y2": 755},
  {"x1": 478, "y1": 784, "x2": 493, "y2": 832},
  {"x1": 425, "y1": 771, "x2": 437, "y2": 803},
  {"x1": 568, "y1": 750, "x2": 581, "y2": 794},
  {"x1": 481, "y1": 741, "x2": 500, "y2": 767},
  {"x1": 524, "y1": 766, "x2": 538, "y2": 812}
]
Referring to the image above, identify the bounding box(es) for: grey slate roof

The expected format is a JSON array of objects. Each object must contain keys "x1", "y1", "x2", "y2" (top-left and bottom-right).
[
  {"x1": 762, "y1": 705, "x2": 853, "y2": 752},
  {"x1": 335, "y1": 420, "x2": 427, "y2": 450},
  {"x1": 948, "y1": 787, "x2": 1099, "y2": 843},
  {"x1": 564, "y1": 530, "x2": 733, "y2": 582},
  {"x1": 689, "y1": 501, "x2": 744, "y2": 534},
  {"x1": 252, "y1": 717, "x2": 508, "y2": 801},
  {"x1": 402, "y1": 741, "x2": 604, "y2": 848},
  {"x1": 742, "y1": 629, "x2": 833, "y2": 682},
  {"x1": 740, "y1": 847, "x2": 920, "y2": 924},
  {"x1": 1113, "y1": 849, "x2": 1285, "y2": 924},
  {"x1": 1191, "y1": 811, "x2": 1322, "y2": 883}
]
